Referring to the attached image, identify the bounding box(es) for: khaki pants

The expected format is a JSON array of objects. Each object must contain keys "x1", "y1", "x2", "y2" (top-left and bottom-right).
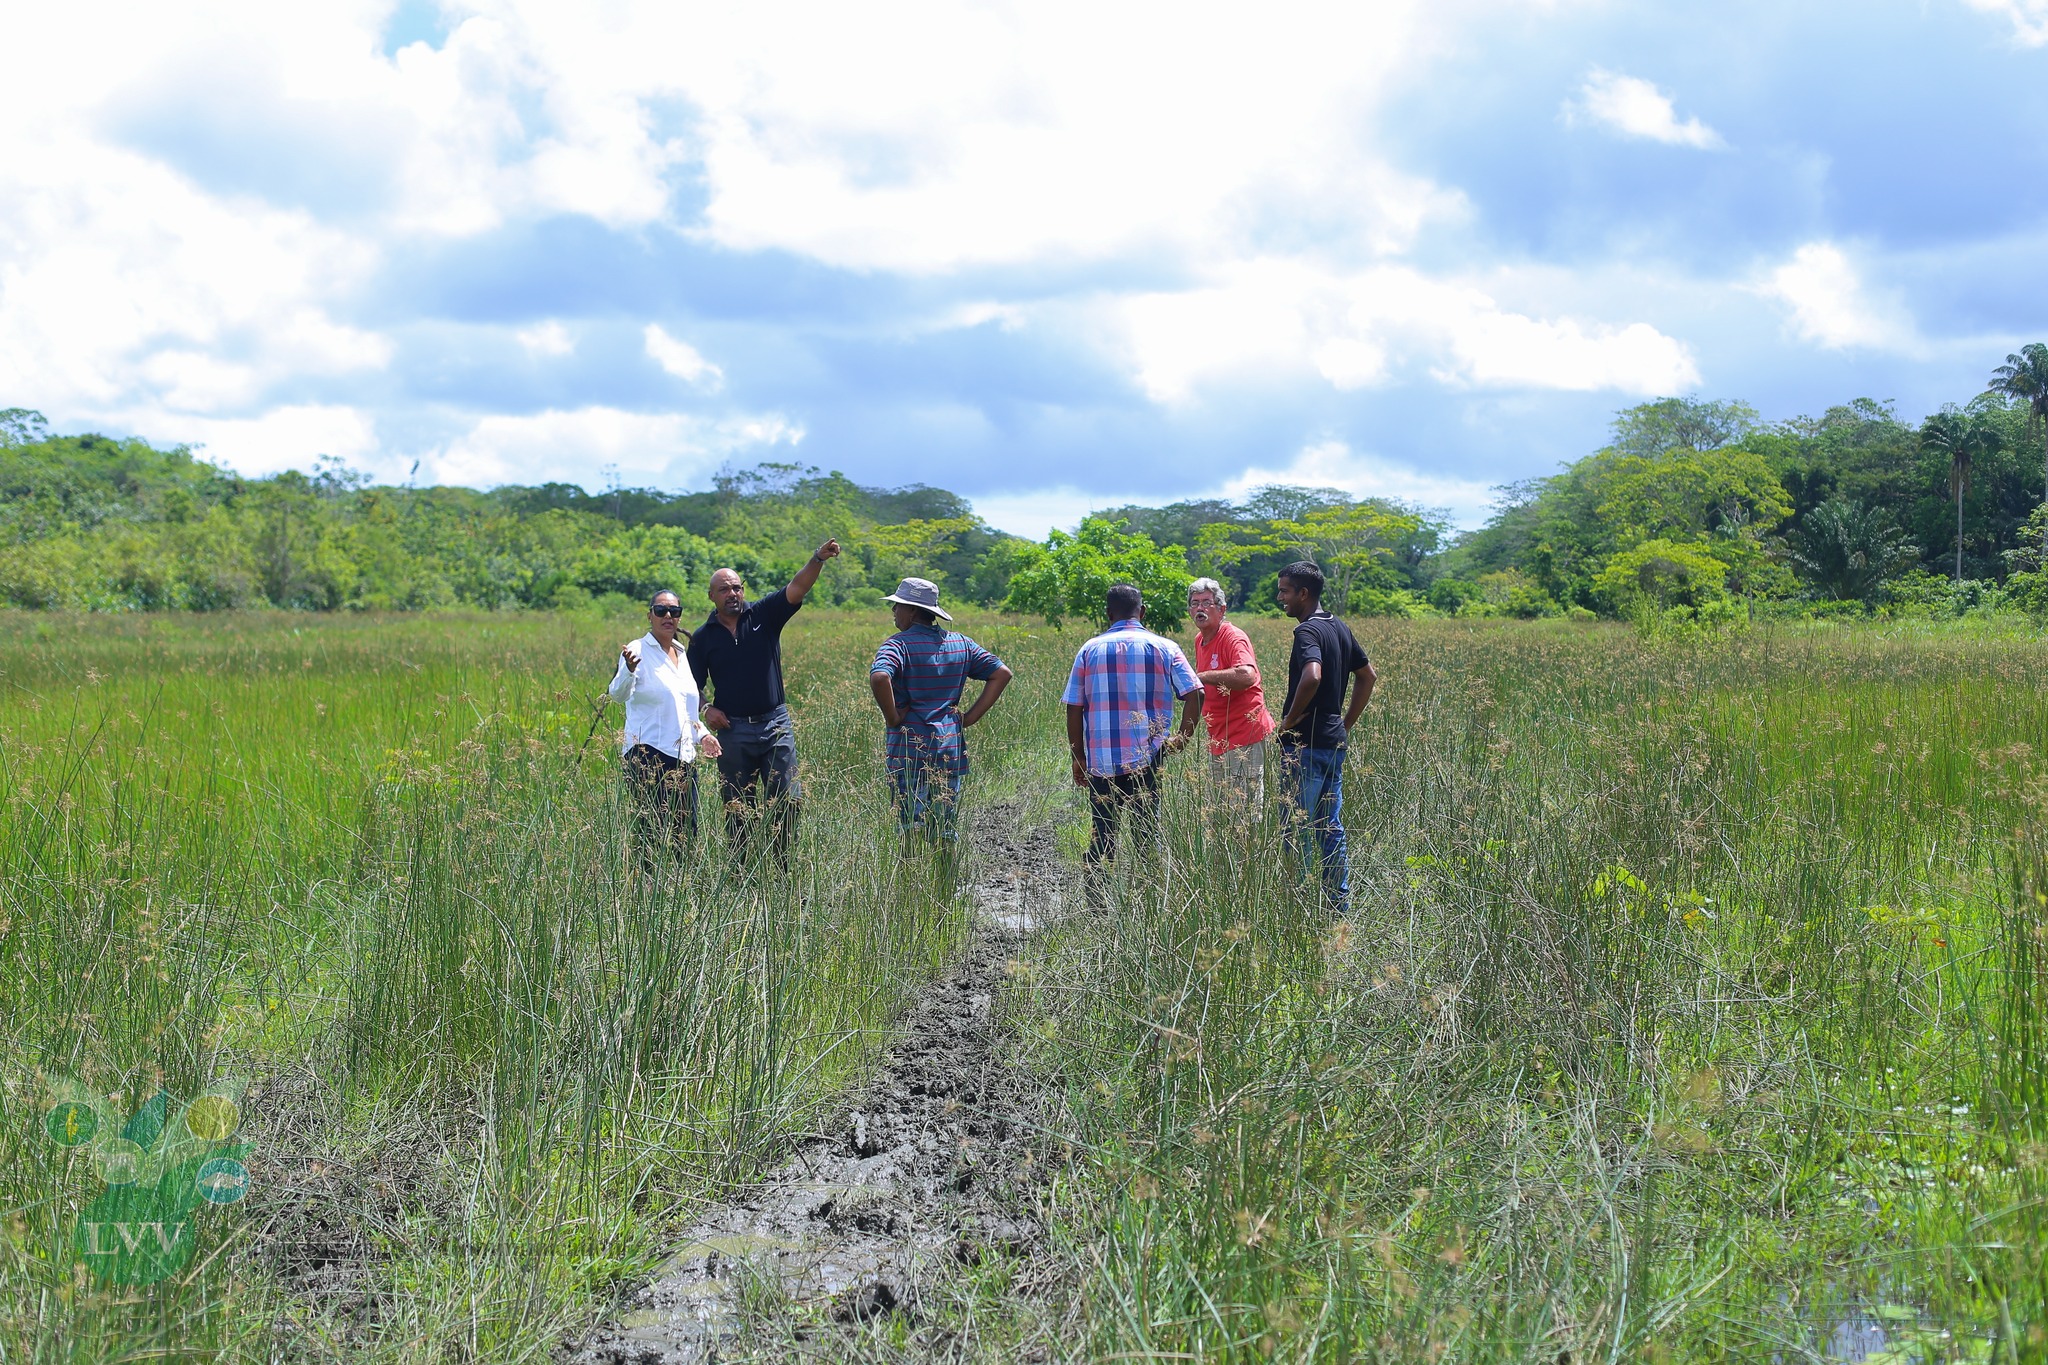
[{"x1": 1206, "y1": 738, "x2": 1267, "y2": 809}]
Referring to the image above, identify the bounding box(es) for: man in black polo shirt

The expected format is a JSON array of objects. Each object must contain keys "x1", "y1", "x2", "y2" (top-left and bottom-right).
[
  {"x1": 687, "y1": 537, "x2": 840, "y2": 865},
  {"x1": 1274, "y1": 560, "x2": 1377, "y2": 913}
]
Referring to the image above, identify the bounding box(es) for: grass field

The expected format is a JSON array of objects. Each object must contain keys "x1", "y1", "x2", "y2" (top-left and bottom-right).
[{"x1": 3, "y1": 608, "x2": 2045, "y2": 1363}]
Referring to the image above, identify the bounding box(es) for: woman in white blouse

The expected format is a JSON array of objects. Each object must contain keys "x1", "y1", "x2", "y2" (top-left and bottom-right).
[{"x1": 610, "y1": 589, "x2": 722, "y2": 874}]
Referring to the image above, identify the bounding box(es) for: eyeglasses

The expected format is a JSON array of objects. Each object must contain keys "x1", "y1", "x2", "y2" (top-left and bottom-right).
[
  {"x1": 1188, "y1": 598, "x2": 1222, "y2": 610},
  {"x1": 650, "y1": 605, "x2": 683, "y2": 618}
]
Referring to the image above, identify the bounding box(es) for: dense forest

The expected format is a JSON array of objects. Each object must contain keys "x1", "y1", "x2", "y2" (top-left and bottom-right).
[{"x1": 4, "y1": 340, "x2": 2046, "y2": 623}]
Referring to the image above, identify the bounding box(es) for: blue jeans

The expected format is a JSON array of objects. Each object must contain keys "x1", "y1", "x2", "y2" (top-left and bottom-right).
[
  {"x1": 1281, "y1": 742, "x2": 1349, "y2": 911},
  {"x1": 891, "y1": 761, "x2": 962, "y2": 843},
  {"x1": 716, "y1": 705, "x2": 801, "y2": 865}
]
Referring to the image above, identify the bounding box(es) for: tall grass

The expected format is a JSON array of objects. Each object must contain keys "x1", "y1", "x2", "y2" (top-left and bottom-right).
[
  {"x1": 0, "y1": 609, "x2": 1047, "y2": 1363},
  {"x1": 1015, "y1": 618, "x2": 2048, "y2": 1361},
  {"x1": 7, "y1": 610, "x2": 2045, "y2": 1363}
]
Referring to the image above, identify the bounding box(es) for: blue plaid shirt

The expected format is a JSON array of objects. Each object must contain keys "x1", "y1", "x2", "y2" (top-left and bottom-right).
[
  {"x1": 1061, "y1": 618, "x2": 1202, "y2": 776},
  {"x1": 872, "y1": 625, "x2": 1004, "y2": 777}
]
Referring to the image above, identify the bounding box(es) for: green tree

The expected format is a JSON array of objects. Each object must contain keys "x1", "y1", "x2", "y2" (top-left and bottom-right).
[
  {"x1": 855, "y1": 517, "x2": 977, "y2": 590},
  {"x1": 0, "y1": 408, "x2": 50, "y2": 447},
  {"x1": 1919, "y1": 406, "x2": 2001, "y2": 584},
  {"x1": 1592, "y1": 446, "x2": 1792, "y2": 548},
  {"x1": 1987, "y1": 342, "x2": 2048, "y2": 557},
  {"x1": 1003, "y1": 517, "x2": 1192, "y2": 630},
  {"x1": 1194, "y1": 500, "x2": 1422, "y2": 615},
  {"x1": 1789, "y1": 498, "x2": 1917, "y2": 602},
  {"x1": 1609, "y1": 396, "x2": 1759, "y2": 458},
  {"x1": 1592, "y1": 539, "x2": 1731, "y2": 614}
]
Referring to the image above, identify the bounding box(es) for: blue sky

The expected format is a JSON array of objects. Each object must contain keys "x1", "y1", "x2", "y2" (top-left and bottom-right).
[{"x1": 4, "y1": 0, "x2": 2045, "y2": 535}]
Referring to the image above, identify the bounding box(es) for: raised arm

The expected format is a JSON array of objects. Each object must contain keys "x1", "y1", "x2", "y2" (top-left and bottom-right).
[
  {"x1": 785, "y1": 538, "x2": 842, "y2": 605},
  {"x1": 609, "y1": 646, "x2": 638, "y2": 702}
]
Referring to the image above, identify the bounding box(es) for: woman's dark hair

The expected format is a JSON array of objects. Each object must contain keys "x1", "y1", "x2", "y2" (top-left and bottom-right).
[
  {"x1": 1279, "y1": 561, "x2": 1325, "y2": 599},
  {"x1": 648, "y1": 589, "x2": 682, "y2": 609}
]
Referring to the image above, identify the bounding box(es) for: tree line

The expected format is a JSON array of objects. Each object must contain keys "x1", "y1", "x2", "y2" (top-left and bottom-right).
[{"x1": 3, "y1": 341, "x2": 2045, "y2": 624}]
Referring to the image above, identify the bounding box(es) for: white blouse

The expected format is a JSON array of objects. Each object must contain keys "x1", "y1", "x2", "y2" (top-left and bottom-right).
[{"x1": 608, "y1": 632, "x2": 711, "y2": 760}]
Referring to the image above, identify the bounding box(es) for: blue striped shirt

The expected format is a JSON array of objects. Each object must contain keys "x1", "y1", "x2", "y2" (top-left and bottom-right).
[{"x1": 872, "y1": 625, "x2": 1004, "y2": 777}]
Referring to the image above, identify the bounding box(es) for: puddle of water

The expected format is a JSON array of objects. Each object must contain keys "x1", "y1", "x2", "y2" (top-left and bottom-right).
[{"x1": 1828, "y1": 1314, "x2": 1888, "y2": 1363}]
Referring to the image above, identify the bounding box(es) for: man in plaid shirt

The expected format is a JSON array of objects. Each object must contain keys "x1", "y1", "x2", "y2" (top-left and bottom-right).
[
  {"x1": 1062, "y1": 583, "x2": 1204, "y2": 896},
  {"x1": 869, "y1": 577, "x2": 1012, "y2": 856}
]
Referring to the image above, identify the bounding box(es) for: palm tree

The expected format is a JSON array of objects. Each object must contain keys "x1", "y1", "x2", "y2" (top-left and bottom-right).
[
  {"x1": 1919, "y1": 407, "x2": 2001, "y2": 584},
  {"x1": 1790, "y1": 498, "x2": 1917, "y2": 602},
  {"x1": 1988, "y1": 343, "x2": 2048, "y2": 556}
]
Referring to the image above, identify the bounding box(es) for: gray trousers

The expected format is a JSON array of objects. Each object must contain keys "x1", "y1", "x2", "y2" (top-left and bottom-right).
[{"x1": 716, "y1": 705, "x2": 801, "y2": 865}]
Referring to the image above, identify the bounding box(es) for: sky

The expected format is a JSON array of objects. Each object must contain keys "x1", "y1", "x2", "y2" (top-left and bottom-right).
[{"x1": 4, "y1": 0, "x2": 2046, "y2": 537}]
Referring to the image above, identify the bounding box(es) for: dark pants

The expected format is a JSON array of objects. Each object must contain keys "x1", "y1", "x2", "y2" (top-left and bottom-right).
[
  {"x1": 1280, "y1": 741, "x2": 1349, "y2": 912},
  {"x1": 1086, "y1": 760, "x2": 1162, "y2": 877},
  {"x1": 624, "y1": 744, "x2": 699, "y2": 875},
  {"x1": 716, "y1": 705, "x2": 801, "y2": 866}
]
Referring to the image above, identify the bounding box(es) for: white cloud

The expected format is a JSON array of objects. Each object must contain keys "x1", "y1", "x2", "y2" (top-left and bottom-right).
[
  {"x1": 517, "y1": 320, "x2": 575, "y2": 356},
  {"x1": 648, "y1": 0, "x2": 1463, "y2": 273},
  {"x1": 426, "y1": 405, "x2": 800, "y2": 488},
  {"x1": 971, "y1": 439, "x2": 1500, "y2": 540},
  {"x1": 0, "y1": 132, "x2": 387, "y2": 422},
  {"x1": 1754, "y1": 242, "x2": 1916, "y2": 351},
  {"x1": 1118, "y1": 259, "x2": 1698, "y2": 402},
  {"x1": 1218, "y1": 440, "x2": 1497, "y2": 527},
  {"x1": 1961, "y1": 0, "x2": 2048, "y2": 44},
  {"x1": 1566, "y1": 69, "x2": 1724, "y2": 149},
  {"x1": 971, "y1": 485, "x2": 1130, "y2": 541},
  {"x1": 642, "y1": 324, "x2": 725, "y2": 390},
  {"x1": 115, "y1": 404, "x2": 383, "y2": 477}
]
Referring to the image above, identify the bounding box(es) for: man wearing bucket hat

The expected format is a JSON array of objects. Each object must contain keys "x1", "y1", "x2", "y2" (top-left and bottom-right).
[{"x1": 869, "y1": 577, "x2": 1013, "y2": 857}]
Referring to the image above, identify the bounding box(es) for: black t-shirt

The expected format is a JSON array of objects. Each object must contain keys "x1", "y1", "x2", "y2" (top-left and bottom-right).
[
  {"x1": 687, "y1": 591, "x2": 802, "y2": 717},
  {"x1": 1280, "y1": 610, "x2": 1370, "y2": 749}
]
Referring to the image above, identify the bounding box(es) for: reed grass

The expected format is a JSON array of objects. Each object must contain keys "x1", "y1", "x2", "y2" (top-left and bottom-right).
[
  {"x1": 1014, "y1": 617, "x2": 2048, "y2": 1362},
  {"x1": 0, "y1": 608, "x2": 1049, "y2": 1363},
  {"x1": 5, "y1": 609, "x2": 2044, "y2": 1362}
]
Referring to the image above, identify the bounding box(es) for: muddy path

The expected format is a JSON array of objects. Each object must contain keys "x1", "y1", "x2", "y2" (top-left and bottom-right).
[{"x1": 566, "y1": 807, "x2": 1078, "y2": 1364}]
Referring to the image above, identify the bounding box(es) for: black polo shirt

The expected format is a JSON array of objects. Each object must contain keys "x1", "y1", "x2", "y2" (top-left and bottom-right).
[
  {"x1": 1279, "y1": 609, "x2": 1370, "y2": 750},
  {"x1": 687, "y1": 591, "x2": 802, "y2": 718}
]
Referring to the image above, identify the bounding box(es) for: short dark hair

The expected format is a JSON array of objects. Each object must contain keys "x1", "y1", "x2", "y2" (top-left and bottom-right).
[
  {"x1": 1106, "y1": 583, "x2": 1143, "y2": 621},
  {"x1": 649, "y1": 589, "x2": 682, "y2": 608},
  {"x1": 1279, "y1": 561, "x2": 1324, "y2": 599}
]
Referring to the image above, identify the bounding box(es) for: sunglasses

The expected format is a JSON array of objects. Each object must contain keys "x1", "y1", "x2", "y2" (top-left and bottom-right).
[{"x1": 650, "y1": 605, "x2": 683, "y2": 618}]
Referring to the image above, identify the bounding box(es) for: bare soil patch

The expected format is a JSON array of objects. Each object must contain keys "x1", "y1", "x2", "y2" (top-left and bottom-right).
[{"x1": 566, "y1": 806, "x2": 1075, "y2": 1364}]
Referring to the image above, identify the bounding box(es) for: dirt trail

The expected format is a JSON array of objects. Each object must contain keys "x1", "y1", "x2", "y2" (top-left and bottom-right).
[{"x1": 566, "y1": 808, "x2": 1072, "y2": 1364}]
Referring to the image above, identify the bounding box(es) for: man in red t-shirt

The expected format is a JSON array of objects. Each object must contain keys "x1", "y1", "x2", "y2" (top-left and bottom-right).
[{"x1": 1187, "y1": 577, "x2": 1275, "y2": 805}]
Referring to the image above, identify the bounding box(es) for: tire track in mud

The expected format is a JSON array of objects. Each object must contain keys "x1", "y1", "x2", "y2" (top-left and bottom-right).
[{"x1": 566, "y1": 807, "x2": 1075, "y2": 1364}]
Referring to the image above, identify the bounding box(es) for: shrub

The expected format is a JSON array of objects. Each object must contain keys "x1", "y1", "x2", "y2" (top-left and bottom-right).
[
  {"x1": 1003, "y1": 516, "x2": 1192, "y2": 630},
  {"x1": 1593, "y1": 539, "x2": 1730, "y2": 616}
]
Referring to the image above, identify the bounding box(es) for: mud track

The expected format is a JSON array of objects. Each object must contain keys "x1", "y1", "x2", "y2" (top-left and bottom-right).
[{"x1": 566, "y1": 808, "x2": 1074, "y2": 1364}]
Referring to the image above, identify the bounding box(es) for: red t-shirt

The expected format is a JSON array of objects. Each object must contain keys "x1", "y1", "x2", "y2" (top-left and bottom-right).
[{"x1": 1195, "y1": 621, "x2": 1275, "y2": 756}]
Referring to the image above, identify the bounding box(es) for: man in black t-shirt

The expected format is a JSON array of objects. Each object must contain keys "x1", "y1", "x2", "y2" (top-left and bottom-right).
[
  {"x1": 687, "y1": 538, "x2": 840, "y2": 866},
  {"x1": 1274, "y1": 560, "x2": 1377, "y2": 913}
]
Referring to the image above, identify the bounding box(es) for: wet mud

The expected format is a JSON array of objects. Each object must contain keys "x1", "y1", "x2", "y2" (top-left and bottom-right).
[{"x1": 566, "y1": 808, "x2": 1074, "y2": 1364}]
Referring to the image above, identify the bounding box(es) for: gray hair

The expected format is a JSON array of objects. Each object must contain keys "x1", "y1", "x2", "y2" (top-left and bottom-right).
[{"x1": 1187, "y1": 577, "x2": 1228, "y2": 608}]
